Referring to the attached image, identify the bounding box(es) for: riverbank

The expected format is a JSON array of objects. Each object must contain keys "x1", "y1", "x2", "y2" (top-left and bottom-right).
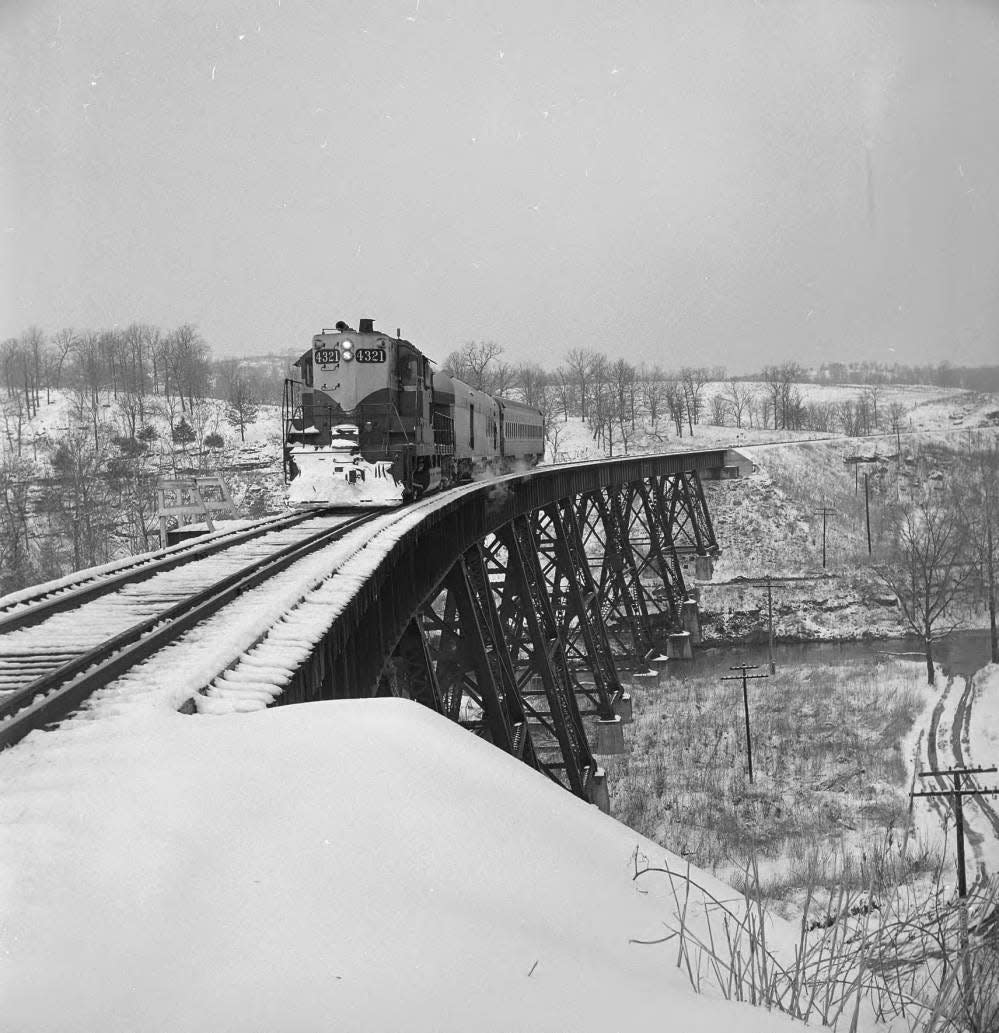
[
  {"x1": 696, "y1": 569, "x2": 909, "y2": 644},
  {"x1": 698, "y1": 448, "x2": 995, "y2": 648}
]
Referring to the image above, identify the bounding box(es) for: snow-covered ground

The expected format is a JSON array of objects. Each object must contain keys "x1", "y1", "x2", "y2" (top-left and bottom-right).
[
  {"x1": 3, "y1": 381, "x2": 996, "y2": 1030},
  {"x1": 1, "y1": 695, "x2": 812, "y2": 1032},
  {"x1": 966, "y1": 663, "x2": 999, "y2": 875}
]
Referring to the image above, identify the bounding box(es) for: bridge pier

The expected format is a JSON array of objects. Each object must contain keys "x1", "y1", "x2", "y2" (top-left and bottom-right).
[
  {"x1": 613, "y1": 692, "x2": 633, "y2": 723},
  {"x1": 681, "y1": 600, "x2": 701, "y2": 644},
  {"x1": 586, "y1": 768, "x2": 610, "y2": 813},
  {"x1": 594, "y1": 715, "x2": 625, "y2": 755},
  {"x1": 695, "y1": 554, "x2": 714, "y2": 580},
  {"x1": 666, "y1": 631, "x2": 694, "y2": 661}
]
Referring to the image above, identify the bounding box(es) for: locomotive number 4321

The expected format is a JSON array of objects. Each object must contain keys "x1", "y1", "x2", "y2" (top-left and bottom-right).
[{"x1": 314, "y1": 347, "x2": 386, "y2": 364}]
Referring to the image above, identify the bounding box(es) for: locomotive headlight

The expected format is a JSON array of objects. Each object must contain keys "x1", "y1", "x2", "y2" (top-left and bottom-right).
[{"x1": 342, "y1": 340, "x2": 354, "y2": 362}]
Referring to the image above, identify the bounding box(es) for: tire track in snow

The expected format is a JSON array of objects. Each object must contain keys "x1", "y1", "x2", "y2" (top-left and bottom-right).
[{"x1": 952, "y1": 672, "x2": 999, "y2": 860}]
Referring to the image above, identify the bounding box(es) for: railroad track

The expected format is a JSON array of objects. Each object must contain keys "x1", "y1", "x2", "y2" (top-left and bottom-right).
[
  {"x1": 0, "y1": 510, "x2": 380, "y2": 750},
  {"x1": 0, "y1": 509, "x2": 327, "y2": 634}
]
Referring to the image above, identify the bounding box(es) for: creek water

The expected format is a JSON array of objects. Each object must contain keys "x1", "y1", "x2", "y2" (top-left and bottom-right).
[{"x1": 690, "y1": 629, "x2": 995, "y2": 680}]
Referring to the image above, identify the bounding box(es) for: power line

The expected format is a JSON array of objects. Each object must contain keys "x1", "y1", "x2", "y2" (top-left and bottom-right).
[
  {"x1": 813, "y1": 506, "x2": 836, "y2": 568},
  {"x1": 912, "y1": 765, "x2": 998, "y2": 898},
  {"x1": 721, "y1": 664, "x2": 770, "y2": 783}
]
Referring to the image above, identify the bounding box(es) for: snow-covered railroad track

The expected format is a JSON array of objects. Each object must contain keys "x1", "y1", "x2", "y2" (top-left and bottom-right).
[
  {"x1": 0, "y1": 509, "x2": 328, "y2": 635},
  {"x1": 0, "y1": 511, "x2": 379, "y2": 748}
]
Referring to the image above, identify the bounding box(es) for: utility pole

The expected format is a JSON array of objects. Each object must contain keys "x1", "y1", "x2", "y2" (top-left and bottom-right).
[
  {"x1": 766, "y1": 575, "x2": 775, "y2": 674},
  {"x1": 863, "y1": 472, "x2": 872, "y2": 557},
  {"x1": 721, "y1": 664, "x2": 770, "y2": 783},
  {"x1": 912, "y1": 765, "x2": 998, "y2": 897},
  {"x1": 813, "y1": 505, "x2": 836, "y2": 569}
]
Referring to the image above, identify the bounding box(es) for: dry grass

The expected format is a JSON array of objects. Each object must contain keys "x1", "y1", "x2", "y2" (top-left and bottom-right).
[
  {"x1": 607, "y1": 656, "x2": 930, "y2": 911},
  {"x1": 632, "y1": 851, "x2": 999, "y2": 1032}
]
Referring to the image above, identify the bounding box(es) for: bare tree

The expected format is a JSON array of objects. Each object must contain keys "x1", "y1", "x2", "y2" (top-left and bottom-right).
[
  {"x1": 442, "y1": 340, "x2": 504, "y2": 392},
  {"x1": 225, "y1": 372, "x2": 260, "y2": 443},
  {"x1": 709, "y1": 393, "x2": 728, "y2": 425},
  {"x1": 876, "y1": 497, "x2": 976, "y2": 684},
  {"x1": 887, "y1": 402, "x2": 908, "y2": 454},
  {"x1": 161, "y1": 324, "x2": 210, "y2": 413},
  {"x1": 538, "y1": 385, "x2": 565, "y2": 460},
  {"x1": 609, "y1": 358, "x2": 636, "y2": 450},
  {"x1": 586, "y1": 353, "x2": 612, "y2": 451},
  {"x1": 553, "y1": 365, "x2": 576, "y2": 421},
  {"x1": 514, "y1": 362, "x2": 547, "y2": 408},
  {"x1": 0, "y1": 336, "x2": 36, "y2": 420},
  {"x1": 23, "y1": 327, "x2": 46, "y2": 414},
  {"x1": 187, "y1": 398, "x2": 222, "y2": 464},
  {"x1": 802, "y1": 401, "x2": 836, "y2": 433},
  {"x1": 864, "y1": 383, "x2": 884, "y2": 432},
  {"x1": 664, "y1": 379, "x2": 686, "y2": 437},
  {"x1": 564, "y1": 347, "x2": 597, "y2": 419},
  {"x1": 0, "y1": 451, "x2": 34, "y2": 592},
  {"x1": 42, "y1": 425, "x2": 120, "y2": 571},
  {"x1": 0, "y1": 391, "x2": 30, "y2": 456},
  {"x1": 488, "y1": 359, "x2": 517, "y2": 397},
  {"x1": 679, "y1": 367, "x2": 710, "y2": 434},
  {"x1": 640, "y1": 364, "x2": 667, "y2": 437},
  {"x1": 43, "y1": 327, "x2": 77, "y2": 400},
  {"x1": 68, "y1": 332, "x2": 111, "y2": 450},
  {"x1": 723, "y1": 379, "x2": 754, "y2": 429},
  {"x1": 762, "y1": 362, "x2": 804, "y2": 430}
]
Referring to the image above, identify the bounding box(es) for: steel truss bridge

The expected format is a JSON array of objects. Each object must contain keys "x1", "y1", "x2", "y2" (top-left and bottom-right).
[{"x1": 277, "y1": 450, "x2": 724, "y2": 811}]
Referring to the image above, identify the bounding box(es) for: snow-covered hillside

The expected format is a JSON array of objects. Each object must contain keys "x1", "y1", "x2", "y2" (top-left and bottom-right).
[{"x1": 1, "y1": 697, "x2": 807, "y2": 1033}]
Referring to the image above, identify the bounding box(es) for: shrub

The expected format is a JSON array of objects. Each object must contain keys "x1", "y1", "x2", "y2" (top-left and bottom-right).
[
  {"x1": 172, "y1": 418, "x2": 196, "y2": 445},
  {"x1": 112, "y1": 435, "x2": 144, "y2": 457}
]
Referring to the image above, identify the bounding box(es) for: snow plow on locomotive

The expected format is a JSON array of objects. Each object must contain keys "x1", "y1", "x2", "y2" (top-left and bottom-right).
[{"x1": 282, "y1": 319, "x2": 545, "y2": 506}]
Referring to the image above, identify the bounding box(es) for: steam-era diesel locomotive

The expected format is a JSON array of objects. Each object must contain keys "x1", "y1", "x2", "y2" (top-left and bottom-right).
[{"x1": 282, "y1": 318, "x2": 545, "y2": 506}]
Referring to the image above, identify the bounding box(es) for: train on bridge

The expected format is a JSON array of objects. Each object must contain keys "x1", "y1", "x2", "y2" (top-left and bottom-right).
[{"x1": 282, "y1": 319, "x2": 545, "y2": 506}]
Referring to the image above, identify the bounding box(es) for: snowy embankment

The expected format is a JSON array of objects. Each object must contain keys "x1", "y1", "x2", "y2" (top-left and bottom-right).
[
  {"x1": 0, "y1": 699, "x2": 805, "y2": 1033},
  {"x1": 968, "y1": 663, "x2": 999, "y2": 872}
]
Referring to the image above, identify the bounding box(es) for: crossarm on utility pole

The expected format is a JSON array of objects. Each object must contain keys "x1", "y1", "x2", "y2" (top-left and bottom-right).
[
  {"x1": 721, "y1": 664, "x2": 771, "y2": 784},
  {"x1": 912, "y1": 765, "x2": 998, "y2": 898}
]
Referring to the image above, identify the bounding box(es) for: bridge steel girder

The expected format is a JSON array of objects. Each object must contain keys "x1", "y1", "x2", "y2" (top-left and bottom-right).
[
  {"x1": 532, "y1": 501, "x2": 622, "y2": 721},
  {"x1": 271, "y1": 449, "x2": 727, "y2": 803},
  {"x1": 652, "y1": 470, "x2": 718, "y2": 557},
  {"x1": 574, "y1": 486, "x2": 654, "y2": 660},
  {"x1": 377, "y1": 616, "x2": 444, "y2": 714},
  {"x1": 623, "y1": 479, "x2": 687, "y2": 631},
  {"x1": 490, "y1": 515, "x2": 597, "y2": 797},
  {"x1": 412, "y1": 549, "x2": 539, "y2": 765}
]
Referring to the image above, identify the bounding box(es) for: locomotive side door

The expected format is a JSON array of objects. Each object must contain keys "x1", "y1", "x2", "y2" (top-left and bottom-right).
[{"x1": 396, "y1": 344, "x2": 421, "y2": 420}]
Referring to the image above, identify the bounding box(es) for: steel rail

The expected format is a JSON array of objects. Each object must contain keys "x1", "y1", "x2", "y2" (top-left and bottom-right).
[
  {"x1": 0, "y1": 511, "x2": 380, "y2": 750},
  {"x1": 0, "y1": 508, "x2": 338, "y2": 634}
]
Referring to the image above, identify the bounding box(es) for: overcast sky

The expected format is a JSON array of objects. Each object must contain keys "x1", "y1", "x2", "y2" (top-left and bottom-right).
[{"x1": 2, "y1": 0, "x2": 998, "y2": 372}]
